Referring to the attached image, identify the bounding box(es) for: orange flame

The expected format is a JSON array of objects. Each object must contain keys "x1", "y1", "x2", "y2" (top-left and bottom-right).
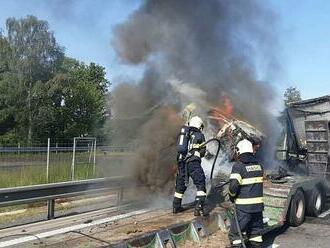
[{"x1": 209, "y1": 96, "x2": 234, "y2": 126}]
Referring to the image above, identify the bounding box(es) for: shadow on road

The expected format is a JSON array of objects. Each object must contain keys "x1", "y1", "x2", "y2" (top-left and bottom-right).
[{"x1": 263, "y1": 224, "x2": 289, "y2": 247}]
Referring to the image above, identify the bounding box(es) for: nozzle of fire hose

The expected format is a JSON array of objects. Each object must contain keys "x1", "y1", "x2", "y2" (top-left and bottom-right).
[{"x1": 197, "y1": 141, "x2": 207, "y2": 148}]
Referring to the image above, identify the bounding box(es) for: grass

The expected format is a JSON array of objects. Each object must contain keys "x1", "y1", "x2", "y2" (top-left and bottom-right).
[
  {"x1": 0, "y1": 151, "x2": 131, "y2": 188},
  {"x1": 0, "y1": 162, "x2": 97, "y2": 188}
]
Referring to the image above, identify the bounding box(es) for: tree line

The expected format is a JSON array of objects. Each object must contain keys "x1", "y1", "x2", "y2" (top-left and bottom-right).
[{"x1": 0, "y1": 16, "x2": 110, "y2": 145}]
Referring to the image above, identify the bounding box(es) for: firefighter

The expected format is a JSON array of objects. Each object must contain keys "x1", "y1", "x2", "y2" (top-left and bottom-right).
[
  {"x1": 228, "y1": 139, "x2": 264, "y2": 248},
  {"x1": 173, "y1": 116, "x2": 207, "y2": 216}
]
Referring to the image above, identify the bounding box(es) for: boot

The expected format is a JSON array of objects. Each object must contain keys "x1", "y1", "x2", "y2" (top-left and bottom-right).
[
  {"x1": 194, "y1": 196, "x2": 207, "y2": 216},
  {"x1": 173, "y1": 196, "x2": 184, "y2": 214},
  {"x1": 173, "y1": 206, "x2": 185, "y2": 214}
]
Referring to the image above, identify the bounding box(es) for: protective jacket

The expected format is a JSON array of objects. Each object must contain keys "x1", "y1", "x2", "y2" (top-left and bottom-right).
[
  {"x1": 185, "y1": 127, "x2": 206, "y2": 163},
  {"x1": 228, "y1": 153, "x2": 264, "y2": 213}
]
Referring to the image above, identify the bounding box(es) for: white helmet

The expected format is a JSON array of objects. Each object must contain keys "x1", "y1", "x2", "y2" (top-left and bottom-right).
[
  {"x1": 236, "y1": 139, "x2": 253, "y2": 155},
  {"x1": 189, "y1": 116, "x2": 204, "y2": 130}
]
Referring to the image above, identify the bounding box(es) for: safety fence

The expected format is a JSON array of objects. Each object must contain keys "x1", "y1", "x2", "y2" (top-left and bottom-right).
[
  {"x1": 0, "y1": 138, "x2": 131, "y2": 188},
  {"x1": 0, "y1": 176, "x2": 131, "y2": 220}
]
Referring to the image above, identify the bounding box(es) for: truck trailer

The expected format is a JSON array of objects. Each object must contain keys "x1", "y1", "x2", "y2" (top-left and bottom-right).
[{"x1": 261, "y1": 95, "x2": 330, "y2": 229}]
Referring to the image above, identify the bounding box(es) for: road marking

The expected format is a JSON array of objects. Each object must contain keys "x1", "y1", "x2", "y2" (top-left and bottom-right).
[
  {"x1": 318, "y1": 209, "x2": 330, "y2": 218},
  {"x1": 0, "y1": 208, "x2": 151, "y2": 247}
]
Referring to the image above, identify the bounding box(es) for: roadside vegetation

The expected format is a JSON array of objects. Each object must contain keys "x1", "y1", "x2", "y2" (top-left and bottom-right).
[
  {"x1": 0, "y1": 151, "x2": 130, "y2": 188},
  {"x1": 0, "y1": 153, "x2": 95, "y2": 188},
  {"x1": 0, "y1": 15, "x2": 114, "y2": 187},
  {"x1": 0, "y1": 15, "x2": 110, "y2": 146}
]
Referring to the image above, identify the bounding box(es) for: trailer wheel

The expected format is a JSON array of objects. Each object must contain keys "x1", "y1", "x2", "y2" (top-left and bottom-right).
[
  {"x1": 306, "y1": 187, "x2": 324, "y2": 217},
  {"x1": 288, "y1": 189, "x2": 305, "y2": 227}
]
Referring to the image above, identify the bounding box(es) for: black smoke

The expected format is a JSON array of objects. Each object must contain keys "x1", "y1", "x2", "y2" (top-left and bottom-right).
[{"x1": 110, "y1": 0, "x2": 279, "y2": 193}]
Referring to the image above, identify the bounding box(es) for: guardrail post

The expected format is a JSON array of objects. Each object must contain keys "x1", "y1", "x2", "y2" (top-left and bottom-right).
[
  {"x1": 46, "y1": 138, "x2": 50, "y2": 183},
  {"x1": 93, "y1": 139, "x2": 97, "y2": 175},
  {"x1": 47, "y1": 199, "x2": 55, "y2": 220},
  {"x1": 117, "y1": 187, "x2": 124, "y2": 205},
  {"x1": 71, "y1": 137, "x2": 76, "y2": 181}
]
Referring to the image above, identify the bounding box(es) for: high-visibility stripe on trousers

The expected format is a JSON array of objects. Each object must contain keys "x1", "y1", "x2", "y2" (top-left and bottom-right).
[
  {"x1": 232, "y1": 239, "x2": 242, "y2": 245},
  {"x1": 196, "y1": 190, "x2": 207, "y2": 196},
  {"x1": 174, "y1": 192, "x2": 183, "y2": 199},
  {"x1": 249, "y1": 235, "x2": 263, "y2": 242}
]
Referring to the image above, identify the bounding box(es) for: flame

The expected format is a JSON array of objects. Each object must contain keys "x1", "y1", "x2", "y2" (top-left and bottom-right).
[{"x1": 209, "y1": 96, "x2": 234, "y2": 126}]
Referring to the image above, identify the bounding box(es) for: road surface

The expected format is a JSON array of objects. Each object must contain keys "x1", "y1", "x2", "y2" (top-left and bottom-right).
[{"x1": 264, "y1": 211, "x2": 330, "y2": 248}]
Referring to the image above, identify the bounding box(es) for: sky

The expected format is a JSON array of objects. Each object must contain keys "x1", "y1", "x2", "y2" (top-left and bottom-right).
[
  {"x1": 269, "y1": 0, "x2": 330, "y2": 99},
  {"x1": 0, "y1": 0, "x2": 329, "y2": 100},
  {"x1": 0, "y1": 0, "x2": 144, "y2": 84}
]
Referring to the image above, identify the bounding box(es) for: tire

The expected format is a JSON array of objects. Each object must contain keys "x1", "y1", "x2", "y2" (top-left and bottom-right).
[
  {"x1": 288, "y1": 189, "x2": 306, "y2": 227},
  {"x1": 306, "y1": 187, "x2": 324, "y2": 217}
]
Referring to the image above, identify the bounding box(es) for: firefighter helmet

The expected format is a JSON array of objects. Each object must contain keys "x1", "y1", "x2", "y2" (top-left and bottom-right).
[
  {"x1": 189, "y1": 116, "x2": 204, "y2": 130},
  {"x1": 236, "y1": 139, "x2": 253, "y2": 155}
]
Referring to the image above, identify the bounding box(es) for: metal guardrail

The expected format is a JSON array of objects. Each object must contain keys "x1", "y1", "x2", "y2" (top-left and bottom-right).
[{"x1": 0, "y1": 177, "x2": 132, "y2": 220}]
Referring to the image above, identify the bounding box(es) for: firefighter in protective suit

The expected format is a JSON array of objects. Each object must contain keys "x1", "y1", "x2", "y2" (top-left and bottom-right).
[
  {"x1": 228, "y1": 139, "x2": 264, "y2": 248},
  {"x1": 173, "y1": 116, "x2": 207, "y2": 216}
]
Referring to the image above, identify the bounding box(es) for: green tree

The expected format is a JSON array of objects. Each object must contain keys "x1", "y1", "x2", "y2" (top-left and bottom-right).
[
  {"x1": 284, "y1": 86, "x2": 302, "y2": 106},
  {"x1": 0, "y1": 31, "x2": 19, "y2": 144},
  {"x1": 0, "y1": 16, "x2": 110, "y2": 144},
  {"x1": 32, "y1": 58, "x2": 110, "y2": 139},
  {"x1": 5, "y1": 15, "x2": 64, "y2": 143},
  {"x1": 62, "y1": 61, "x2": 110, "y2": 138}
]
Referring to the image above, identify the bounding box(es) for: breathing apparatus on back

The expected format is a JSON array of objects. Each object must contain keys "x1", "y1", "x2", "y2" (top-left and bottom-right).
[{"x1": 176, "y1": 116, "x2": 204, "y2": 162}]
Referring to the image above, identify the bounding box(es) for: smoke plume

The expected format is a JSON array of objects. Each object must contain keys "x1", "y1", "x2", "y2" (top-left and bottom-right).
[{"x1": 110, "y1": 0, "x2": 279, "y2": 195}]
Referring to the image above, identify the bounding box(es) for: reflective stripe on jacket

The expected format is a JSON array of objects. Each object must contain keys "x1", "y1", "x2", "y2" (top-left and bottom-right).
[
  {"x1": 229, "y1": 153, "x2": 264, "y2": 213},
  {"x1": 185, "y1": 127, "x2": 206, "y2": 163}
]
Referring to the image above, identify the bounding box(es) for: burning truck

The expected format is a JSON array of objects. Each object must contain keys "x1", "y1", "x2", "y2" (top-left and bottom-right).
[{"x1": 105, "y1": 96, "x2": 330, "y2": 247}]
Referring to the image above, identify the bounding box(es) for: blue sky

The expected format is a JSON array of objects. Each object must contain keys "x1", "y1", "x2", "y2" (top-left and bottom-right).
[
  {"x1": 269, "y1": 0, "x2": 330, "y2": 99},
  {"x1": 0, "y1": 0, "x2": 143, "y2": 84},
  {"x1": 0, "y1": 0, "x2": 329, "y2": 100}
]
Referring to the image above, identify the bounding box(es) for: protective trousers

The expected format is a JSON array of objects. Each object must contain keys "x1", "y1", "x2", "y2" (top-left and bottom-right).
[
  {"x1": 229, "y1": 209, "x2": 263, "y2": 248},
  {"x1": 173, "y1": 160, "x2": 206, "y2": 209}
]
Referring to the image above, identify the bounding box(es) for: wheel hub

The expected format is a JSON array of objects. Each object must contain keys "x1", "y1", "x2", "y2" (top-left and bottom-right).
[
  {"x1": 296, "y1": 200, "x2": 304, "y2": 219},
  {"x1": 315, "y1": 193, "x2": 322, "y2": 210}
]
